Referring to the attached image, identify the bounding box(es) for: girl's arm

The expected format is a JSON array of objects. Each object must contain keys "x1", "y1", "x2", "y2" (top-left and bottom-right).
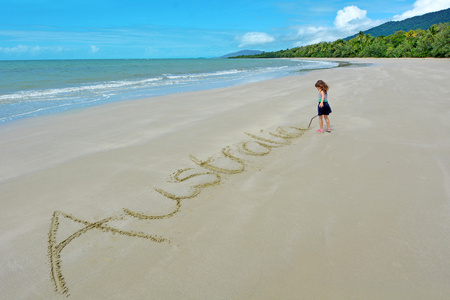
[{"x1": 319, "y1": 90, "x2": 325, "y2": 108}]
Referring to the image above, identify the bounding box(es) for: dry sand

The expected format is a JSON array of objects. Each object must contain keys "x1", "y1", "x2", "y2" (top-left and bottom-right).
[{"x1": 1, "y1": 58, "x2": 449, "y2": 299}]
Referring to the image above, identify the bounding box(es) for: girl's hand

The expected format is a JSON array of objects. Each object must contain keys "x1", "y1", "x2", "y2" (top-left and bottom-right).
[{"x1": 318, "y1": 90, "x2": 325, "y2": 108}]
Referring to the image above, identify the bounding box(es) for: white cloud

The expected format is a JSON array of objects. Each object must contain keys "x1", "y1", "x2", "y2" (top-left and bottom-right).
[
  {"x1": 334, "y1": 6, "x2": 373, "y2": 31},
  {"x1": 237, "y1": 32, "x2": 275, "y2": 48},
  {"x1": 0, "y1": 44, "x2": 63, "y2": 55},
  {"x1": 0, "y1": 45, "x2": 36, "y2": 54},
  {"x1": 293, "y1": 26, "x2": 334, "y2": 47},
  {"x1": 393, "y1": 0, "x2": 450, "y2": 21},
  {"x1": 0, "y1": 45, "x2": 33, "y2": 54},
  {"x1": 90, "y1": 45, "x2": 100, "y2": 53},
  {"x1": 292, "y1": 6, "x2": 381, "y2": 47}
]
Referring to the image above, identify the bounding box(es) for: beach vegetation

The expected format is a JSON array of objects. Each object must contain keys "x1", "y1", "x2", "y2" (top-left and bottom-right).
[{"x1": 233, "y1": 23, "x2": 450, "y2": 58}]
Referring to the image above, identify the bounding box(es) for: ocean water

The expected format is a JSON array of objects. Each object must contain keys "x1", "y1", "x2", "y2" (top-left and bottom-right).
[{"x1": 0, "y1": 58, "x2": 338, "y2": 123}]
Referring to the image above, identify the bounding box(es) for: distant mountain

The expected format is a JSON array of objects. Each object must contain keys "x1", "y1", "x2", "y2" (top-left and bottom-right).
[
  {"x1": 346, "y1": 7, "x2": 450, "y2": 40},
  {"x1": 218, "y1": 50, "x2": 263, "y2": 58}
]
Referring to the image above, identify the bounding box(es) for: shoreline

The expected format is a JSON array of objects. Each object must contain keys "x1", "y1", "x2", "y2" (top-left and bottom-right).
[
  {"x1": 1, "y1": 58, "x2": 450, "y2": 299},
  {"x1": 0, "y1": 58, "x2": 339, "y2": 125}
]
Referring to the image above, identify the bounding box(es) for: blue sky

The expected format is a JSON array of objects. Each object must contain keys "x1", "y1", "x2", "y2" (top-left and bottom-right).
[{"x1": 1, "y1": 0, "x2": 449, "y2": 59}]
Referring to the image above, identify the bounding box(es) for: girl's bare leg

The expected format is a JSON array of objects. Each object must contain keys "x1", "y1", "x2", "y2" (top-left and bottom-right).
[
  {"x1": 318, "y1": 115, "x2": 323, "y2": 130},
  {"x1": 324, "y1": 115, "x2": 331, "y2": 130}
]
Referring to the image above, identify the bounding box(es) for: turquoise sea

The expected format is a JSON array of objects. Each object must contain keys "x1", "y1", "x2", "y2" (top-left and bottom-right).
[{"x1": 0, "y1": 59, "x2": 338, "y2": 123}]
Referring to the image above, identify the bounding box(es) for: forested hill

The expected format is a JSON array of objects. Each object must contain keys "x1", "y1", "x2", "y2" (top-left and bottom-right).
[
  {"x1": 346, "y1": 7, "x2": 450, "y2": 40},
  {"x1": 232, "y1": 23, "x2": 450, "y2": 58}
]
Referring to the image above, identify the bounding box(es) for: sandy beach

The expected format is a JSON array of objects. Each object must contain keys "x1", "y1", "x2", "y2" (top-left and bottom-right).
[{"x1": 1, "y1": 58, "x2": 450, "y2": 299}]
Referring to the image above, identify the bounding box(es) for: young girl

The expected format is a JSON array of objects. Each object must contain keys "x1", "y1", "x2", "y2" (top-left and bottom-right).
[{"x1": 315, "y1": 80, "x2": 332, "y2": 132}]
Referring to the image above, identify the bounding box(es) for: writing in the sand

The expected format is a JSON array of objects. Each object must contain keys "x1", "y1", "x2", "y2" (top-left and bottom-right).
[{"x1": 48, "y1": 125, "x2": 306, "y2": 296}]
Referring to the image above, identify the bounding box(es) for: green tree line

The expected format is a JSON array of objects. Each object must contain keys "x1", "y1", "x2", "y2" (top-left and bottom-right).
[{"x1": 233, "y1": 23, "x2": 450, "y2": 59}]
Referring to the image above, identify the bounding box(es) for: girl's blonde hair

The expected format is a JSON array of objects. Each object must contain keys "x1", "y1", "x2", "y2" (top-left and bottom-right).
[{"x1": 315, "y1": 80, "x2": 329, "y2": 93}]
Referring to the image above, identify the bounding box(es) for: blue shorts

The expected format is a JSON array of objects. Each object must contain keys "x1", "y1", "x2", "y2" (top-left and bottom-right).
[{"x1": 318, "y1": 102, "x2": 332, "y2": 116}]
